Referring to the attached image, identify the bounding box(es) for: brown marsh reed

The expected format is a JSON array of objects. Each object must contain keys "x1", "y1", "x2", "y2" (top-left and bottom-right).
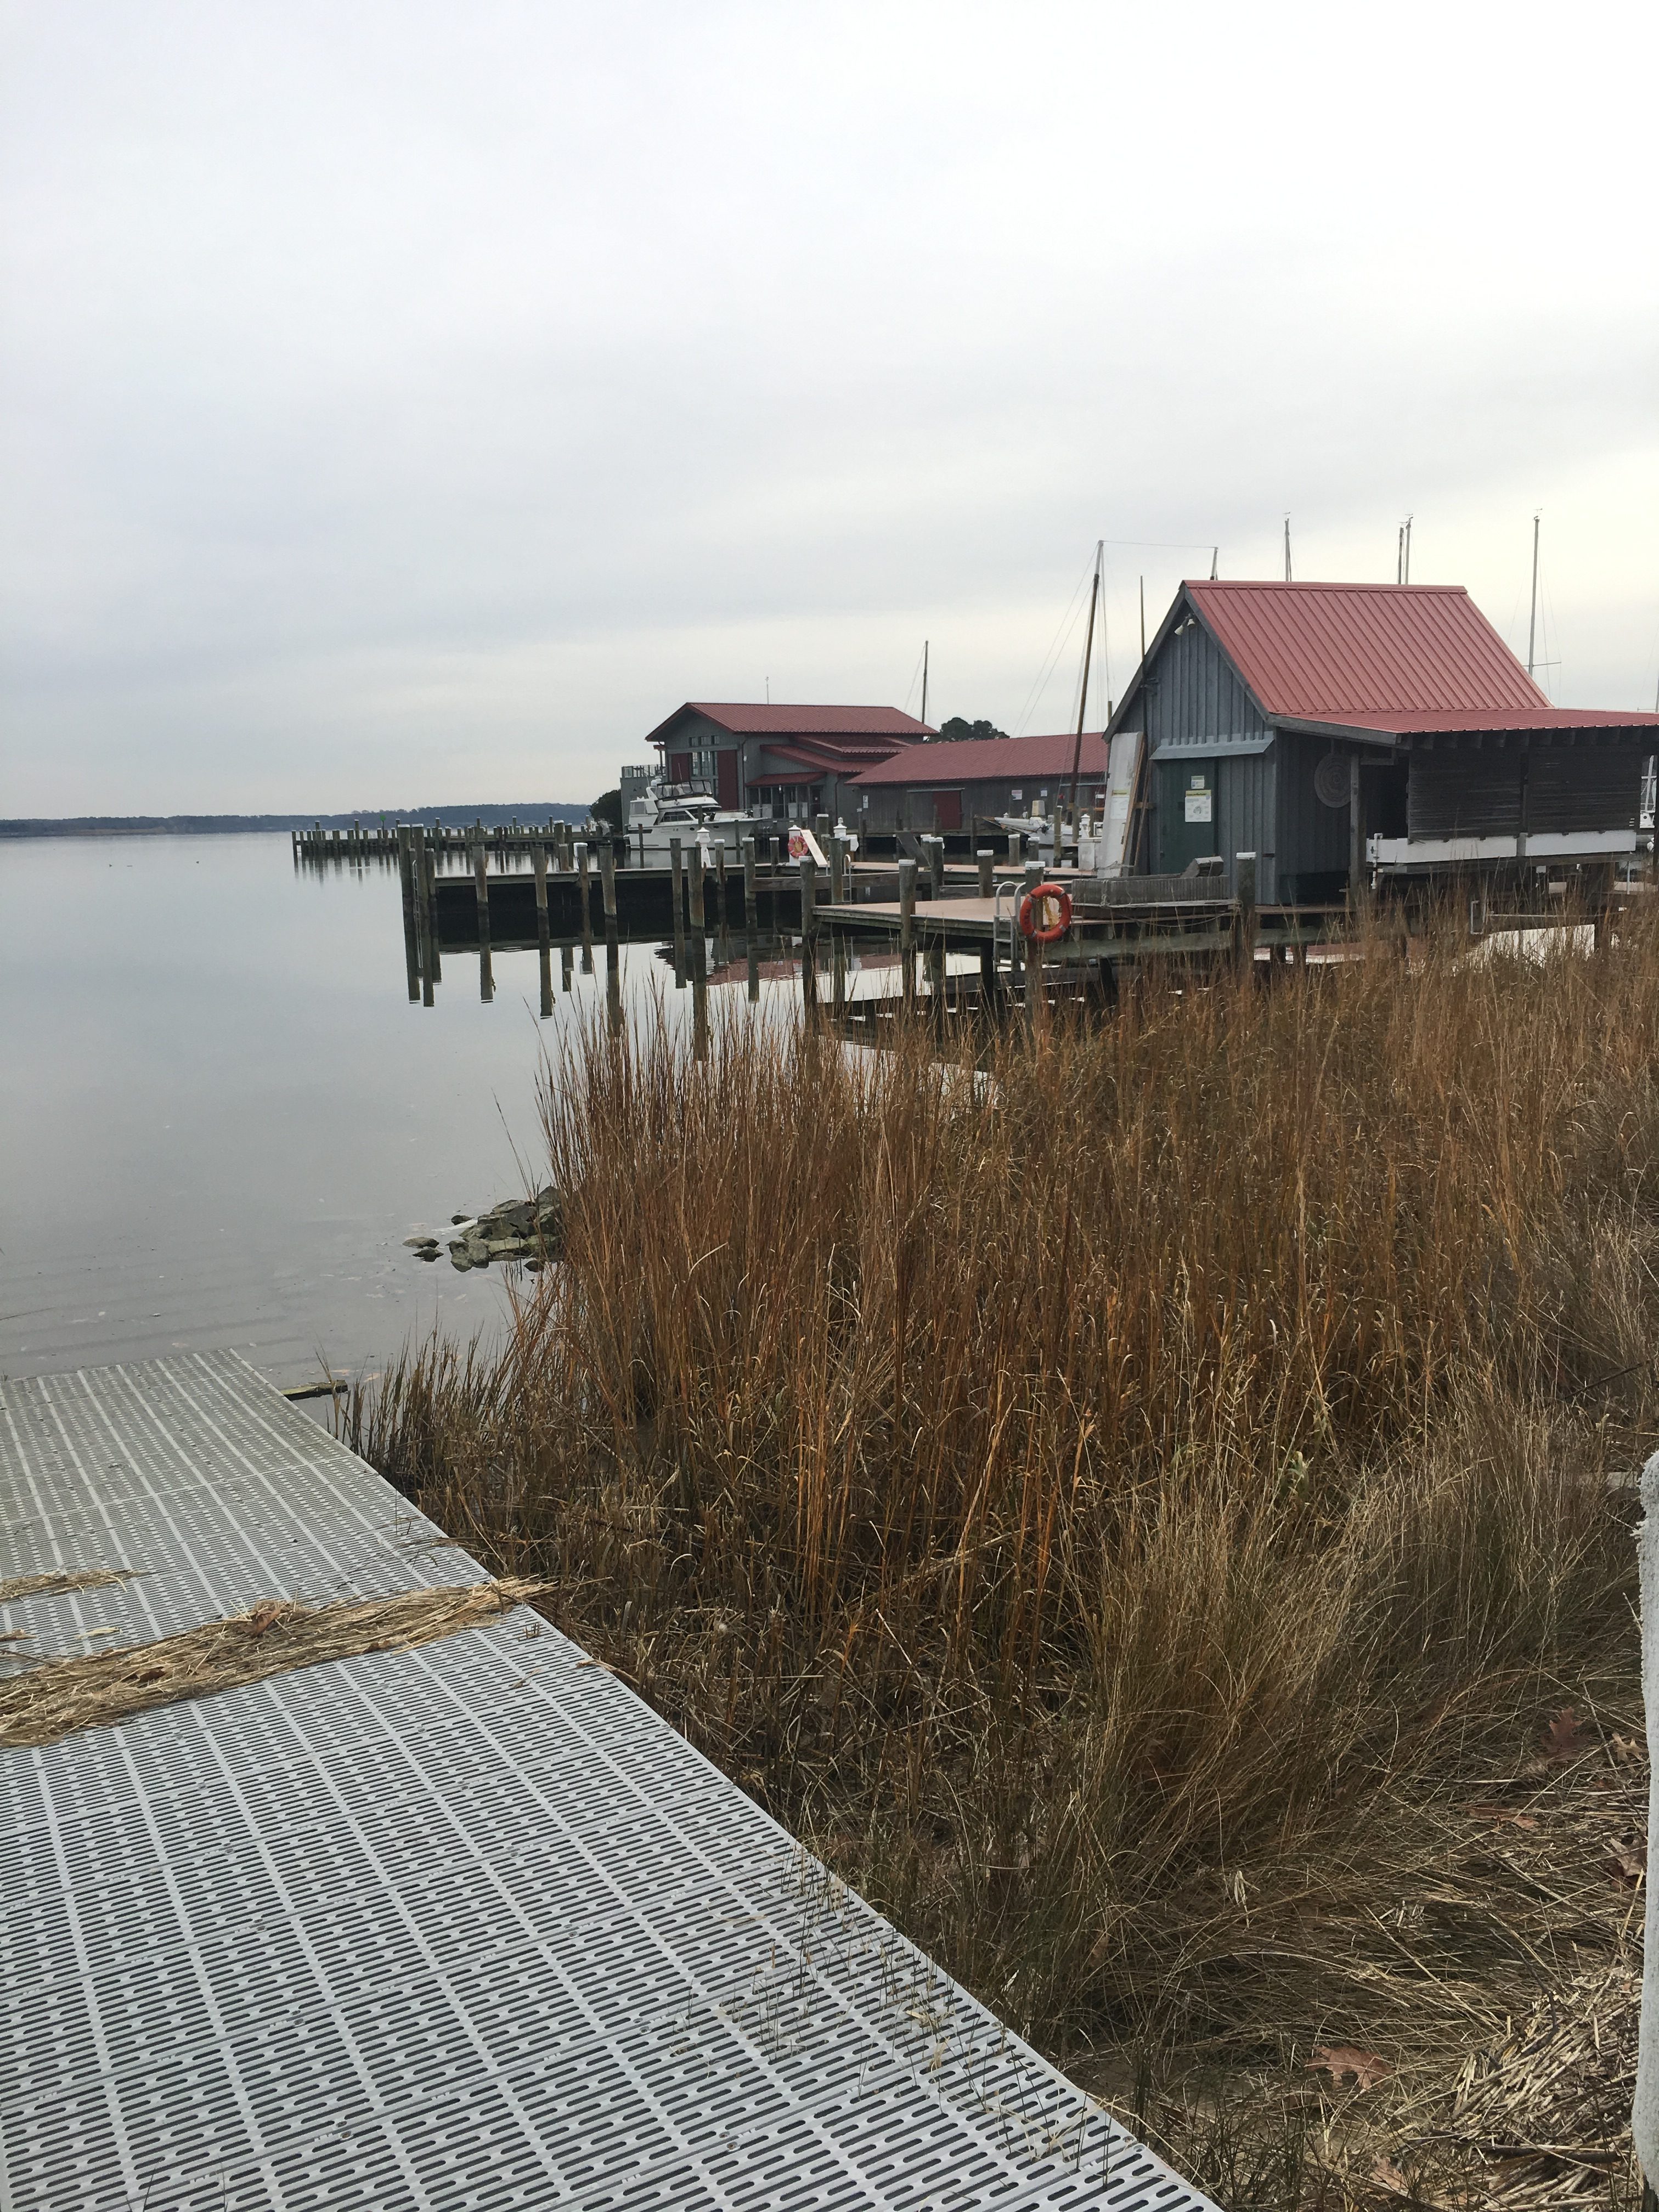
[{"x1": 347, "y1": 906, "x2": 1659, "y2": 2206}]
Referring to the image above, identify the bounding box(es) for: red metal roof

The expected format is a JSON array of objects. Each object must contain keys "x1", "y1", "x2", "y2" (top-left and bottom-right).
[
  {"x1": 646, "y1": 701, "x2": 933, "y2": 747},
  {"x1": 852, "y1": 731, "x2": 1109, "y2": 788},
  {"x1": 1185, "y1": 582, "x2": 1549, "y2": 720},
  {"x1": 1279, "y1": 706, "x2": 1659, "y2": 738}
]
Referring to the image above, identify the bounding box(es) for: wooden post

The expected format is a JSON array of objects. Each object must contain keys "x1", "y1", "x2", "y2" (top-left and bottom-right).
[
  {"x1": 1020, "y1": 858, "x2": 1042, "y2": 1029},
  {"x1": 410, "y1": 827, "x2": 435, "y2": 1006},
  {"x1": 561, "y1": 941, "x2": 573, "y2": 994},
  {"x1": 607, "y1": 938, "x2": 622, "y2": 1035},
  {"x1": 577, "y1": 840, "x2": 594, "y2": 973},
  {"x1": 742, "y1": 836, "x2": 758, "y2": 935},
  {"x1": 669, "y1": 837, "x2": 686, "y2": 986},
  {"x1": 831, "y1": 832, "x2": 847, "y2": 905},
  {"x1": 899, "y1": 857, "x2": 917, "y2": 1011},
  {"x1": 420, "y1": 833, "x2": 441, "y2": 989},
  {"x1": 689, "y1": 843, "x2": 706, "y2": 930},
  {"x1": 691, "y1": 935, "x2": 709, "y2": 1059},
  {"x1": 1235, "y1": 851, "x2": 1258, "y2": 978},
  {"x1": 977, "y1": 848, "x2": 994, "y2": 898},
  {"x1": 799, "y1": 854, "x2": 817, "y2": 1014},
  {"x1": 473, "y1": 832, "x2": 493, "y2": 1001},
  {"x1": 534, "y1": 839, "x2": 552, "y2": 1017},
  {"x1": 927, "y1": 928, "x2": 946, "y2": 1008},
  {"x1": 600, "y1": 837, "x2": 618, "y2": 956},
  {"x1": 923, "y1": 834, "x2": 944, "y2": 900},
  {"x1": 397, "y1": 827, "x2": 419, "y2": 1002},
  {"x1": 715, "y1": 844, "x2": 729, "y2": 955}
]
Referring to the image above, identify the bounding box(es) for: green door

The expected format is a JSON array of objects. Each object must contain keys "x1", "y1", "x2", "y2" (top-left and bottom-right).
[{"x1": 1158, "y1": 760, "x2": 1219, "y2": 874}]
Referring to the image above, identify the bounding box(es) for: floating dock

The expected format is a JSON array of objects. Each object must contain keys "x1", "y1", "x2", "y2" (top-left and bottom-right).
[{"x1": 2, "y1": 1351, "x2": 1214, "y2": 2211}]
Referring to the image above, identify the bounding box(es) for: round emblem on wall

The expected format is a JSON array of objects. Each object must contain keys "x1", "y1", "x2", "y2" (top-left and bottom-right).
[{"x1": 1313, "y1": 751, "x2": 1350, "y2": 809}]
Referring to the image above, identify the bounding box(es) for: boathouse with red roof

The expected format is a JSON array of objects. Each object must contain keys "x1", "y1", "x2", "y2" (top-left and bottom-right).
[
  {"x1": 851, "y1": 729, "x2": 1110, "y2": 836},
  {"x1": 1110, "y1": 580, "x2": 1659, "y2": 901},
  {"x1": 642, "y1": 702, "x2": 932, "y2": 826}
]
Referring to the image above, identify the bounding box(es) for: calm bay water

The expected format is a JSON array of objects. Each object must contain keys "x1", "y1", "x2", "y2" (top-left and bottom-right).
[{"x1": 0, "y1": 833, "x2": 768, "y2": 1388}]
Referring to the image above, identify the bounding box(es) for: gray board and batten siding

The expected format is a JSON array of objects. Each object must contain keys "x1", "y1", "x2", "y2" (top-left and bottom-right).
[
  {"x1": 1109, "y1": 585, "x2": 1651, "y2": 901},
  {"x1": 1113, "y1": 605, "x2": 1295, "y2": 901},
  {"x1": 0, "y1": 1350, "x2": 1216, "y2": 2212}
]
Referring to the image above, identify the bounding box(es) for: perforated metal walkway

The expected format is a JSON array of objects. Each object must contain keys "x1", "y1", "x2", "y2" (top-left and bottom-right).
[{"x1": 2, "y1": 1351, "x2": 1215, "y2": 2211}]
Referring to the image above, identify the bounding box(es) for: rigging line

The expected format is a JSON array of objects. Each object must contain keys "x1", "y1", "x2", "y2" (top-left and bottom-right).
[
  {"x1": 1016, "y1": 588, "x2": 1091, "y2": 740},
  {"x1": 1013, "y1": 556, "x2": 1094, "y2": 738}
]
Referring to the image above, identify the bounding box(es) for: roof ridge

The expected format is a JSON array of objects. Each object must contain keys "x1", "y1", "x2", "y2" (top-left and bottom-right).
[{"x1": 1188, "y1": 579, "x2": 1468, "y2": 595}]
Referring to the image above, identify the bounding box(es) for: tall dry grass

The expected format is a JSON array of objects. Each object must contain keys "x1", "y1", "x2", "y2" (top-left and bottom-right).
[{"x1": 348, "y1": 911, "x2": 1659, "y2": 2203}]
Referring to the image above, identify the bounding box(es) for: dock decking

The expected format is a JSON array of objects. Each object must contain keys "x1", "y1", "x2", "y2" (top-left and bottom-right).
[{"x1": 2, "y1": 1352, "x2": 1213, "y2": 2211}]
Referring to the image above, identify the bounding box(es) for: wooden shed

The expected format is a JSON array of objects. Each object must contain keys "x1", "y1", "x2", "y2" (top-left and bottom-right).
[
  {"x1": 850, "y1": 729, "x2": 1109, "y2": 837},
  {"x1": 1109, "y1": 580, "x2": 1659, "y2": 901},
  {"x1": 642, "y1": 703, "x2": 932, "y2": 825}
]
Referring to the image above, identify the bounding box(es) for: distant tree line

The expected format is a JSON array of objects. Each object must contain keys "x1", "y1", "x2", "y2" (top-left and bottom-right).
[{"x1": 932, "y1": 717, "x2": 1008, "y2": 744}]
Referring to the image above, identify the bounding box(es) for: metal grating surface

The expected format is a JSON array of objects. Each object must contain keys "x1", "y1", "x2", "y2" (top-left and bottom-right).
[{"x1": 2, "y1": 1352, "x2": 1217, "y2": 2212}]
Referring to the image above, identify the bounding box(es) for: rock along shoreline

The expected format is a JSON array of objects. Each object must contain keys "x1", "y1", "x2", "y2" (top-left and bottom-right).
[{"x1": 404, "y1": 1188, "x2": 563, "y2": 1273}]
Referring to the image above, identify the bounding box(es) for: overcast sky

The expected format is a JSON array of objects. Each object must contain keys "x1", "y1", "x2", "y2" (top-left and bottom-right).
[{"x1": 3, "y1": 1, "x2": 1656, "y2": 814}]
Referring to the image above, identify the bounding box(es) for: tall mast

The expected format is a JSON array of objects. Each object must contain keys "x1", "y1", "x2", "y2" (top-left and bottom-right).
[
  {"x1": 1527, "y1": 513, "x2": 1542, "y2": 679},
  {"x1": 1404, "y1": 514, "x2": 1412, "y2": 583},
  {"x1": 920, "y1": 641, "x2": 929, "y2": 729},
  {"x1": 1067, "y1": 541, "x2": 1103, "y2": 819},
  {"x1": 1397, "y1": 525, "x2": 1403, "y2": 585},
  {"x1": 1284, "y1": 515, "x2": 1292, "y2": 583}
]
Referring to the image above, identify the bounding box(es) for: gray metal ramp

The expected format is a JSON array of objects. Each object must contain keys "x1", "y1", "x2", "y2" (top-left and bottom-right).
[{"x1": 1, "y1": 1351, "x2": 1215, "y2": 2212}]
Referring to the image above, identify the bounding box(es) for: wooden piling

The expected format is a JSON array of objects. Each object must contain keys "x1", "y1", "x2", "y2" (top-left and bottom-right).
[
  {"x1": 1234, "y1": 851, "x2": 1258, "y2": 978},
  {"x1": 715, "y1": 845, "x2": 729, "y2": 956},
  {"x1": 799, "y1": 855, "x2": 817, "y2": 1014},
  {"x1": 606, "y1": 938, "x2": 622, "y2": 1034},
  {"x1": 561, "y1": 942, "x2": 573, "y2": 994},
  {"x1": 923, "y1": 834, "x2": 944, "y2": 900},
  {"x1": 599, "y1": 838, "x2": 618, "y2": 955},
  {"x1": 398, "y1": 827, "x2": 419, "y2": 1002},
  {"x1": 577, "y1": 841, "x2": 594, "y2": 973},
  {"x1": 742, "y1": 836, "x2": 758, "y2": 935},
  {"x1": 669, "y1": 838, "x2": 686, "y2": 987},
  {"x1": 691, "y1": 935, "x2": 709, "y2": 1059},
  {"x1": 1015, "y1": 857, "x2": 1042, "y2": 1024},
  {"x1": 689, "y1": 843, "x2": 705, "y2": 930},
  {"x1": 411, "y1": 827, "x2": 436, "y2": 1006},
  {"x1": 473, "y1": 832, "x2": 493, "y2": 1001},
  {"x1": 899, "y1": 857, "x2": 917, "y2": 1011},
  {"x1": 977, "y1": 848, "x2": 994, "y2": 898}
]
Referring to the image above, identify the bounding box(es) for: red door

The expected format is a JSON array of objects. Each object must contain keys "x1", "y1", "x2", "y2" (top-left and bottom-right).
[
  {"x1": 933, "y1": 789, "x2": 962, "y2": 832},
  {"x1": 668, "y1": 752, "x2": 692, "y2": 785},
  {"x1": 717, "y1": 749, "x2": 740, "y2": 809}
]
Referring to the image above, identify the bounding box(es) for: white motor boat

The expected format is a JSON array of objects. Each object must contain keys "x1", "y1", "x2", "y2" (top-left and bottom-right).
[{"x1": 625, "y1": 780, "x2": 769, "y2": 865}]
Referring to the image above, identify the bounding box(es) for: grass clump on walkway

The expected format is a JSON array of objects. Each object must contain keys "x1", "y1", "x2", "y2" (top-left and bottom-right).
[{"x1": 348, "y1": 913, "x2": 1657, "y2": 2207}]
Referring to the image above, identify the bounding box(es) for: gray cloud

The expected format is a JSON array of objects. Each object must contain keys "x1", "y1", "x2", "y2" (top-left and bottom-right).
[{"x1": 4, "y1": 0, "x2": 1656, "y2": 812}]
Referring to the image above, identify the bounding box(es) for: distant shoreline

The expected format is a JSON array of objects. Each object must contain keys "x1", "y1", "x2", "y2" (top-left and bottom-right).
[{"x1": 2, "y1": 805, "x2": 594, "y2": 839}]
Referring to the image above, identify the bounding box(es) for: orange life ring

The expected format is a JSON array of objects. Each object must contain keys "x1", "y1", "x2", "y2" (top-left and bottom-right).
[{"x1": 1018, "y1": 883, "x2": 1072, "y2": 944}]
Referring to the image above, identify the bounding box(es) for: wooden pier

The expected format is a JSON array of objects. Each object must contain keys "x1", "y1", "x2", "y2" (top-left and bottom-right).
[{"x1": 0, "y1": 1351, "x2": 1215, "y2": 2210}]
